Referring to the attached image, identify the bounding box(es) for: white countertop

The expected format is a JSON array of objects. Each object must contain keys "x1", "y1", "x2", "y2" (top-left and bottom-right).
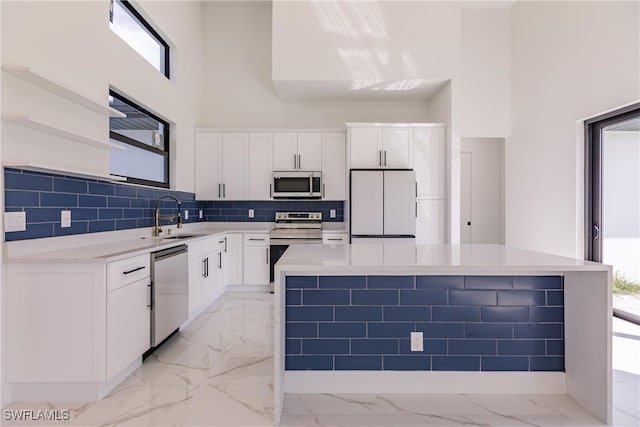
[
  {"x1": 4, "y1": 222, "x2": 275, "y2": 263},
  {"x1": 275, "y1": 243, "x2": 611, "y2": 274}
]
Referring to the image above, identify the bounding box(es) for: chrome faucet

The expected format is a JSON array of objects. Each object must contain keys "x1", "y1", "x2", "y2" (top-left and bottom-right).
[{"x1": 153, "y1": 195, "x2": 182, "y2": 237}]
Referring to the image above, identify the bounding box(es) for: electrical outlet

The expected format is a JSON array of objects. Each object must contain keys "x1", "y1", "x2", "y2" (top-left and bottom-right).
[
  {"x1": 4, "y1": 211, "x2": 26, "y2": 232},
  {"x1": 184, "y1": 210, "x2": 189, "y2": 220},
  {"x1": 199, "y1": 210, "x2": 203, "y2": 219},
  {"x1": 330, "y1": 209, "x2": 336, "y2": 218},
  {"x1": 248, "y1": 209, "x2": 254, "y2": 218},
  {"x1": 61, "y1": 210, "x2": 71, "y2": 228},
  {"x1": 410, "y1": 332, "x2": 423, "y2": 352}
]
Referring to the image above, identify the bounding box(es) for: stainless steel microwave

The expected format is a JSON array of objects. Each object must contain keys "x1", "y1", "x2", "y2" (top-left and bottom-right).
[{"x1": 272, "y1": 171, "x2": 322, "y2": 199}]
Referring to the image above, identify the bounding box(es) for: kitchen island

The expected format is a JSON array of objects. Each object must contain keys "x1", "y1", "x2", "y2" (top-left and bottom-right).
[{"x1": 273, "y1": 243, "x2": 612, "y2": 425}]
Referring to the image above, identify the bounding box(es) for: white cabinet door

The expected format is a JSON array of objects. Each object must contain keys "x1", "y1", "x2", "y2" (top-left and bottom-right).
[
  {"x1": 416, "y1": 199, "x2": 446, "y2": 244},
  {"x1": 224, "y1": 233, "x2": 243, "y2": 285},
  {"x1": 188, "y1": 256, "x2": 205, "y2": 316},
  {"x1": 383, "y1": 170, "x2": 417, "y2": 236},
  {"x1": 201, "y1": 250, "x2": 219, "y2": 303},
  {"x1": 195, "y1": 132, "x2": 222, "y2": 200},
  {"x1": 273, "y1": 132, "x2": 298, "y2": 171},
  {"x1": 321, "y1": 132, "x2": 346, "y2": 200},
  {"x1": 414, "y1": 127, "x2": 445, "y2": 199},
  {"x1": 106, "y1": 278, "x2": 150, "y2": 379},
  {"x1": 383, "y1": 128, "x2": 412, "y2": 169},
  {"x1": 243, "y1": 245, "x2": 270, "y2": 285},
  {"x1": 349, "y1": 127, "x2": 382, "y2": 168},
  {"x1": 248, "y1": 133, "x2": 274, "y2": 200},
  {"x1": 297, "y1": 132, "x2": 322, "y2": 171},
  {"x1": 221, "y1": 133, "x2": 248, "y2": 200}
]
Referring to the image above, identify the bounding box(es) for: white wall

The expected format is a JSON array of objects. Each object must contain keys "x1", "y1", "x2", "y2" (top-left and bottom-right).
[
  {"x1": 1, "y1": 0, "x2": 205, "y2": 192},
  {"x1": 508, "y1": 0, "x2": 640, "y2": 257},
  {"x1": 200, "y1": 1, "x2": 430, "y2": 128},
  {"x1": 458, "y1": 8, "x2": 510, "y2": 137}
]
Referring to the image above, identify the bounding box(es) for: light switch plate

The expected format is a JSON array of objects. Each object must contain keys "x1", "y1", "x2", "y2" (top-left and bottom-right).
[
  {"x1": 248, "y1": 209, "x2": 254, "y2": 218},
  {"x1": 4, "y1": 211, "x2": 26, "y2": 232},
  {"x1": 410, "y1": 332, "x2": 424, "y2": 352},
  {"x1": 199, "y1": 210, "x2": 203, "y2": 219},
  {"x1": 330, "y1": 209, "x2": 336, "y2": 218},
  {"x1": 184, "y1": 210, "x2": 189, "y2": 220},
  {"x1": 61, "y1": 210, "x2": 71, "y2": 228}
]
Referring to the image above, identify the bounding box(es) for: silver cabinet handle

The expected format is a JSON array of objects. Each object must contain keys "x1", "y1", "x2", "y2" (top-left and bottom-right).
[
  {"x1": 270, "y1": 183, "x2": 273, "y2": 198},
  {"x1": 322, "y1": 183, "x2": 326, "y2": 198},
  {"x1": 384, "y1": 150, "x2": 387, "y2": 166},
  {"x1": 202, "y1": 258, "x2": 207, "y2": 278},
  {"x1": 298, "y1": 154, "x2": 301, "y2": 170},
  {"x1": 415, "y1": 201, "x2": 418, "y2": 218},
  {"x1": 218, "y1": 183, "x2": 221, "y2": 198},
  {"x1": 218, "y1": 251, "x2": 222, "y2": 269},
  {"x1": 249, "y1": 238, "x2": 265, "y2": 241},
  {"x1": 379, "y1": 150, "x2": 382, "y2": 166},
  {"x1": 266, "y1": 247, "x2": 269, "y2": 264},
  {"x1": 293, "y1": 154, "x2": 297, "y2": 169},
  {"x1": 415, "y1": 182, "x2": 418, "y2": 197},
  {"x1": 223, "y1": 183, "x2": 226, "y2": 198},
  {"x1": 593, "y1": 225, "x2": 600, "y2": 240},
  {"x1": 224, "y1": 236, "x2": 228, "y2": 253},
  {"x1": 327, "y1": 238, "x2": 342, "y2": 241},
  {"x1": 147, "y1": 282, "x2": 152, "y2": 308}
]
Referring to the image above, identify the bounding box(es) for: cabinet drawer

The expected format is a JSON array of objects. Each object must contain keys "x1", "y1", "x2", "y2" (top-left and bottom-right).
[
  {"x1": 323, "y1": 233, "x2": 348, "y2": 244},
  {"x1": 107, "y1": 254, "x2": 150, "y2": 291},
  {"x1": 244, "y1": 233, "x2": 269, "y2": 246}
]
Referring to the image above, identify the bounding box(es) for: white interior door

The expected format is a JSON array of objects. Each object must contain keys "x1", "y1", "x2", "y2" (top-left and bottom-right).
[
  {"x1": 350, "y1": 171, "x2": 383, "y2": 235},
  {"x1": 461, "y1": 151, "x2": 472, "y2": 243},
  {"x1": 383, "y1": 170, "x2": 416, "y2": 236}
]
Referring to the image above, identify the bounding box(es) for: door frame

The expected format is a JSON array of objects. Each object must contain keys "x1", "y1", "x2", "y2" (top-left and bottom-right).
[{"x1": 584, "y1": 103, "x2": 640, "y2": 262}]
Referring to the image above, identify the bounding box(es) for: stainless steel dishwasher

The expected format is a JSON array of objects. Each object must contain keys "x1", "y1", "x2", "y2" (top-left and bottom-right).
[{"x1": 150, "y1": 244, "x2": 188, "y2": 348}]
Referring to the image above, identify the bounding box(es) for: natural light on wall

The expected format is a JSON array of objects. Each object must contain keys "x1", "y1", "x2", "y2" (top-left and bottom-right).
[{"x1": 109, "y1": 0, "x2": 168, "y2": 76}]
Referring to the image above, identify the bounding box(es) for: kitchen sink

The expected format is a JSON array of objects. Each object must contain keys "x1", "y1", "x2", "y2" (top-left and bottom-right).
[{"x1": 161, "y1": 234, "x2": 204, "y2": 240}]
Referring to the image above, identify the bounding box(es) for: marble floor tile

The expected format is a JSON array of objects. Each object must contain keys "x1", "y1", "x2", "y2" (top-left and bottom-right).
[{"x1": 2, "y1": 291, "x2": 638, "y2": 427}]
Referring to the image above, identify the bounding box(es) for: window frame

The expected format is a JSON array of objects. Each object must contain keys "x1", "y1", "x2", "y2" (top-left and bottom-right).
[
  {"x1": 109, "y1": 0, "x2": 171, "y2": 78},
  {"x1": 109, "y1": 90, "x2": 171, "y2": 189}
]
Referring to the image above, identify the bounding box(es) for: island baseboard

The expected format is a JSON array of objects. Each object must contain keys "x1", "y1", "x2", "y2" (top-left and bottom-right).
[{"x1": 284, "y1": 371, "x2": 566, "y2": 394}]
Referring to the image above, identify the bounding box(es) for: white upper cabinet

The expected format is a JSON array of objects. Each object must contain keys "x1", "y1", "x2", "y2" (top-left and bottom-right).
[
  {"x1": 348, "y1": 125, "x2": 412, "y2": 169},
  {"x1": 414, "y1": 126, "x2": 446, "y2": 199},
  {"x1": 274, "y1": 132, "x2": 322, "y2": 171},
  {"x1": 195, "y1": 132, "x2": 222, "y2": 200},
  {"x1": 382, "y1": 127, "x2": 412, "y2": 169},
  {"x1": 296, "y1": 132, "x2": 322, "y2": 171},
  {"x1": 321, "y1": 132, "x2": 346, "y2": 200},
  {"x1": 195, "y1": 132, "x2": 248, "y2": 200},
  {"x1": 349, "y1": 127, "x2": 382, "y2": 168},
  {"x1": 221, "y1": 133, "x2": 249, "y2": 200},
  {"x1": 248, "y1": 133, "x2": 274, "y2": 200},
  {"x1": 273, "y1": 132, "x2": 298, "y2": 171}
]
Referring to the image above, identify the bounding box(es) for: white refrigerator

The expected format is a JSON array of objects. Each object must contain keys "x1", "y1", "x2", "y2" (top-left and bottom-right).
[{"x1": 350, "y1": 170, "x2": 416, "y2": 241}]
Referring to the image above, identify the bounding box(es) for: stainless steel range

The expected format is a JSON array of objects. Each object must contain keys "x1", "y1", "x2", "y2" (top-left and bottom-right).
[{"x1": 269, "y1": 212, "x2": 322, "y2": 282}]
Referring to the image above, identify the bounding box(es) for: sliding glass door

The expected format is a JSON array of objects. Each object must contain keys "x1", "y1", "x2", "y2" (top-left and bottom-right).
[{"x1": 586, "y1": 104, "x2": 640, "y2": 323}]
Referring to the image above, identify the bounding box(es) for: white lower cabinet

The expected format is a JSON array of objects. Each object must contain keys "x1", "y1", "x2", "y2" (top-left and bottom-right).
[
  {"x1": 188, "y1": 235, "x2": 223, "y2": 317},
  {"x1": 322, "y1": 233, "x2": 348, "y2": 244},
  {"x1": 224, "y1": 233, "x2": 243, "y2": 285},
  {"x1": 106, "y1": 278, "x2": 150, "y2": 379},
  {"x1": 243, "y1": 233, "x2": 270, "y2": 285}
]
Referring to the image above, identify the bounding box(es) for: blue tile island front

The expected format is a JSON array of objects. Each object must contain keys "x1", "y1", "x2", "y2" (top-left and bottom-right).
[{"x1": 272, "y1": 243, "x2": 612, "y2": 425}]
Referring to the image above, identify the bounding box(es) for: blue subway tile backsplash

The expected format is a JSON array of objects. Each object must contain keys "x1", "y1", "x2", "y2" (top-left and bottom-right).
[
  {"x1": 286, "y1": 275, "x2": 565, "y2": 372},
  {"x1": 4, "y1": 168, "x2": 344, "y2": 241}
]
